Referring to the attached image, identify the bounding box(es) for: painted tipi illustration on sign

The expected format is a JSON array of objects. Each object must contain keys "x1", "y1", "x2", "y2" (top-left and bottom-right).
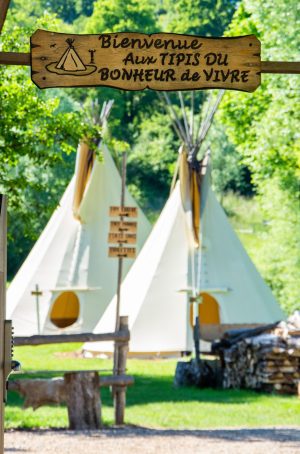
[
  {"x1": 56, "y1": 39, "x2": 86, "y2": 71},
  {"x1": 46, "y1": 39, "x2": 96, "y2": 76}
]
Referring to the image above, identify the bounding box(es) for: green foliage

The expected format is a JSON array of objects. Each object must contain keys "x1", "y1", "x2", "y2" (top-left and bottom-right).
[
  {"x1": 204, "y1": 122, "x2": 254, "y2": 197},
  {"x1": 256, "y1": 180, "x2": 300, "y2": 314},
  {"x1": 1, "y1": 11, "x2": 100, "y2": 278},
  {"x1": 10, "y1": 0, "x2": 96, "y2": 24},
  {"x1": 127, "y1": 111, "x2": 179, "y2": 215},
  {"x1": 6, "y1": 345, "x2": 300, "y2": 429},
  {"x1": 219, "y1": 0, "x2": 300, "y2": 313},
  {"x1": 159, "y1": 0, "x2": 237, "y2": 36},
  {"x1": 81, "y1": 0, "x2": 160, "y2": 146},
  {"x1": 3, "y1": 0, "x2": 258, "y2": 284},
  {"x1": 85, "y1": 0, "x2": 157, "y2": 34}
]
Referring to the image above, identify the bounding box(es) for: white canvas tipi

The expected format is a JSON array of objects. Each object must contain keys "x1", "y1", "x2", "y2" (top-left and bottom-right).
[
  {"x1": 7, "y1": 141, "x2": 151, "y2": 336},
  {"x1": 84, "y1": 93, "x2": 284, "y2": 356},
  {"x1": 84, "y1": 156, "x2": 284, "y2": 356}
]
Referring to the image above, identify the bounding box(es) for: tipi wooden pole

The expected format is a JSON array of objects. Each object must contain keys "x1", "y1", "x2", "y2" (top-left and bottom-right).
[
  {"x1": 0, "y1": 195, "x2": 7, "y2": 452},
  {"x1": 178, "y1": 91, "x2": 192, "y2": 151},
  {"x1": 194, "y1": 90, "x2": 224, "y2": 155},
  {"x1": 190, "y1": 91, "x2": 195, "y2": 141},
  {"x1": 157, "y1": 92, "x2": 185, "y2": 143},
  {"x1": 163, "y1": 92, "x2": 189, "y2": 144},
  {"x1": 114, "y1": 316, "x2": 129, "y2": 425}
]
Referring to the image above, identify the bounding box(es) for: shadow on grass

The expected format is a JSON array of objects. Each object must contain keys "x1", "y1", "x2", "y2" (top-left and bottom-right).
[
  {"x1": 123, "y1": 374, "x2": 287, "y2": 407},
  {"x1": 8, "y1": 373, "x2": 292, "y2": 411}
]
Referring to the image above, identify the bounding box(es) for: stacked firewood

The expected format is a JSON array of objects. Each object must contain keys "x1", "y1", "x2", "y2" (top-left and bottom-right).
[{"x1": 214, "y1": 312, "x2": 300, "y2": 394}]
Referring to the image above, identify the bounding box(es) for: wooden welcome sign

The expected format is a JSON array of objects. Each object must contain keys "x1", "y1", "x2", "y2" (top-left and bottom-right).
[{"x1": 31, "y1": 30, "x2": 261, "y2": 92}]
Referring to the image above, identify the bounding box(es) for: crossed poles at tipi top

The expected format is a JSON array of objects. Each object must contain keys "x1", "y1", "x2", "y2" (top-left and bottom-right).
[{"x1": 157, "y1": 89, "x2": 224, "y2": 359}]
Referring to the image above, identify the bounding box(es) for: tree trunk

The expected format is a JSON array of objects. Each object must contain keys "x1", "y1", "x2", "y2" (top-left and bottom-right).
[{"x1": 64, "y1": 371, "x2": 101, "y2": 430}]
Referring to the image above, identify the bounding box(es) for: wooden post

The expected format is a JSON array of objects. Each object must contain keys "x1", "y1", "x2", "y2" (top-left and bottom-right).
[
  {"x1": 64, "y1": 371, "x2": 101, "y2": 430},
  {"x1": 114, "y1": 316, "x2": 129, "y2": 425},
  {"x1": 0, "y1": 195, "x2": 7, "y2": 452},
  {"x1": 115, "y1": 151, "x2": 127, "y2": 331},
  {"x1": 113, "y1": 152, "x2": 127, "y2": 377},
  {"x1": 0, "y1": 0, "x2": 11, "y2": 34},
  {"x1": 31, "y1": 284, "x2": 43, "y2": 334}
]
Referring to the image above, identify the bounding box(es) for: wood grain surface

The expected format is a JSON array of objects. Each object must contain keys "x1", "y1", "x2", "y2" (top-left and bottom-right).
[
  {"x1": 109, "y1": 247, "x2": 136, "y2": 258},
  {"x1": 31, "y1": 30, "x2": 261, "y2": 92},
  {"x1": 109, "y1": 206, "x2": 138, "y2": 218}
]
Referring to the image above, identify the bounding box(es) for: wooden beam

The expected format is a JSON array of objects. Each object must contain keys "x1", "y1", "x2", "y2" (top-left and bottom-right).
[
  {"x1": 8, "y1": 374, "x2": 134, "y2": 414},
  {"x1": 0, "y1": 0, "x2": 11, "y2": 34},
  {"x1": 0, "y1": 52, "x2": 30, "y2": 65},
  {"x1": 8, "y1": 373, "x2": 134, "y2": 386},
  {"x1": 0, "y1": 52, "x2": 299, "y2": 78},
  {"x1": 100, "y1": 374, "x2": 134, "y2": 387},
  {"x1": 261, "y1": 61, "x2": 300, "y2": 74},
  {"x1": 200, "y1": 323, "x2": 265, "y2": 341},
  {"x1": 14, "y1": 330, "x2": 130, "y2": 346}
]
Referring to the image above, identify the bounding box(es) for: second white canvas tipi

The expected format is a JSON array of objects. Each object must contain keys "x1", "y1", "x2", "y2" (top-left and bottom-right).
[
  {"x1": 84, "y1": 90, "x2": 285, "y2": 356},
  {"x1": 7, "y1": 140, "x2": 151, "y2": 336},
  {"x1": 84, "y1": 154, "x2": 284, "y2": 356}
]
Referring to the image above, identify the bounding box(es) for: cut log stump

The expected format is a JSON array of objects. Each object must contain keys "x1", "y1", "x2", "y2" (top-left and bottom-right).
[
  {"x1": 174, "y1": 359, "x2": 222, "y2": 388},
  {"x1": 64, "y1": 371, "x2": 101, "y2": 430}
]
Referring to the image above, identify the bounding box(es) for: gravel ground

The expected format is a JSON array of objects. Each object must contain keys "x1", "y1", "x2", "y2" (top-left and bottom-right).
[{"x1": 4, "y1": 427, "x2": 300, "y2": 454}]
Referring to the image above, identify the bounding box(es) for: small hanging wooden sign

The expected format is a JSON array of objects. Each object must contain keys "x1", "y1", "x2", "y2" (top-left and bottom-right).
[
  {"x1": 109, "y1": 221, "x2": 137, "y2": 233},
  {"x1": 109, "y1": 206, "x2": 138, "y2": 218},
  {"x1": 108, "y1": 232, "x2": 137, "y2": 244},
  {"x1": 109, "y1": 247, "x2": 136, "y2": 258},
  {"x1": 31, "y1": 30, "x2": 261, "y2": 92}
]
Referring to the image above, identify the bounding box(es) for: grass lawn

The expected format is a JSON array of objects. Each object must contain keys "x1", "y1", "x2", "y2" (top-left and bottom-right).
[{"x1": 5, "y1": 344, "x2": 300, "y2": 429}]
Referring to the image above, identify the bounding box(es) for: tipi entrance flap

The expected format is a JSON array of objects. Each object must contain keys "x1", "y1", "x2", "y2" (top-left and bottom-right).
[
  {"x1": 50, "y1": 291, "x2": 80, "y2": 328},
  {"x1": 198, "y1": 292, "x2": 220, "y2": 325}
]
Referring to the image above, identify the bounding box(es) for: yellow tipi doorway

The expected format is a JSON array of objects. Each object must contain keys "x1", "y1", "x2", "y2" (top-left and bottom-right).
[
  {"x1": 50, "y1": 291, "x2": 80, "y2": 328},
  {"x1": 198, "y1": 292, "x2": 220, "y2": 324}
]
